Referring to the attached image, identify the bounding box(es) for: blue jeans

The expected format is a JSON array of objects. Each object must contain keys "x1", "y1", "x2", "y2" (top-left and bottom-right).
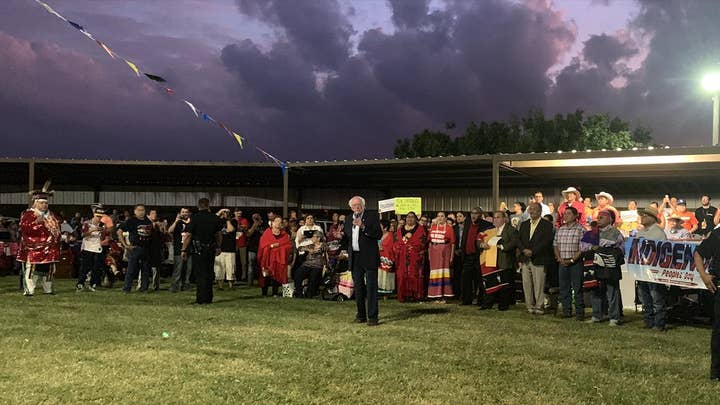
[
  {"x1": 351, "y1": 253, "x2": 378, "y2": 321},
  {"x1": 559, "y1": 262, "x2": 584, "y2": 316},
  {"x1": 123, "y1": 247, "x2": 150, "y2": 292},
  {"x1": 170, "y1": 255, "x2": 192, "y2": 292},
  {"x1": 637, "y1": 281, "x2": 666, "y2": 328},
  {"x1": 591, "y1": 279, "x2": 620, "y2": 321}
]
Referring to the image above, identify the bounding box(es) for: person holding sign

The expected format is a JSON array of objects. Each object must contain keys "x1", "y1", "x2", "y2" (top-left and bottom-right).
[
  {"x1": 693, "y1": 227, "x2": 720, "y2": 380},
  {"x1": 394, "y1": 212, "x2": 427, "y2": 302},
  {"x1": 636, "y1": 206, "x2": 668, "y2": 331}
]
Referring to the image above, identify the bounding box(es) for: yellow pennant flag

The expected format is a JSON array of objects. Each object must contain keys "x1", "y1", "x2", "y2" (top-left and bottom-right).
[
  {"x1": 232, "y1": 132, "x2": 245, "y2": 149},
  {"x1": 124, "y1": 59, "x2": 140, "y2": 76}
]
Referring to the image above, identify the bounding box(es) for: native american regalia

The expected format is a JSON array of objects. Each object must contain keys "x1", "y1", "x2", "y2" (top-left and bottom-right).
[
  {"x1": 377, "y1": 232, "x2": 395, "y2": 294},
  {"x1": 478, "y1": 228, "x2": 508, "y2": 296},
  {"x1": 427, "y1": 223, "x2": 455, "y2": 298},
  {"x1": 18, "y1": 208, "x2": 61, "y2": 295},
  {"x1": 394, "y1": 224, "x2": 427, "y2": 302},
  {"x1": 258, "y1": 228, "x2": 291, "y2": 290}
]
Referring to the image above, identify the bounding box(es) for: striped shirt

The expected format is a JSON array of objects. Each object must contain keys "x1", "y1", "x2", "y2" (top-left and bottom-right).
[{"x1": 553, "y1": 221, "x2": 584, "y2": 259}]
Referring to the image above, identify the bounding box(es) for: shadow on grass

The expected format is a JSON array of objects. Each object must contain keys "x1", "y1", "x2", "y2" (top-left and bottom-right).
[{"x1": 382, "y1": 307, "x2": 451, "y2": 323}]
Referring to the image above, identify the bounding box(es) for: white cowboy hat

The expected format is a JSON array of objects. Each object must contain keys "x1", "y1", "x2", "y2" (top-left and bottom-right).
[
  {"x1": 595, "y1": 192, "x2": 614, "y2": 204},
  {"x1": 561, "y1": 187, "x2": 581, "y2": 198}
]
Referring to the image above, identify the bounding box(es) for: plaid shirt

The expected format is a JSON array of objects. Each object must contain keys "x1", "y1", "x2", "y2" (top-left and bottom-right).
[{"x1": 553, "y1": 221, "x2": 584, "y2": 259}]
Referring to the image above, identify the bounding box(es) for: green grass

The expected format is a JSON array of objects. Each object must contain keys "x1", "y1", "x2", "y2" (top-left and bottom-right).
[{"x1": 0, "y1": 277, "x2": 716, "y2": 404}]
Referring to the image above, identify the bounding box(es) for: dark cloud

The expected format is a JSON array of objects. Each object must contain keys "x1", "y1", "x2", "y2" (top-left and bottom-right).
[
  {"x1": 0, "y1": 0, "x2": 250, "y2": 161},
  {"x1": 582, "y1": 34, "x2": 638, "y2": 72},
  {"x1": 8, "y1": 0, "x2": 718, "y2": 162},
  {"x1": 236, "y1": 0, "x2": 353, "y2": 70},
  {"x1": 221, "y1": 0, "x2": 576, "y2": 158},
  {"x1": 387, "y1": 0, "x2": 430, "y2": 29},
  {"x1": 550, "y1": 0, "x2": 720, "y2": 146}
]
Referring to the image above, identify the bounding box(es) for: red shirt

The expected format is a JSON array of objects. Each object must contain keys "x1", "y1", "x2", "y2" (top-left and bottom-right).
[
  {"x1": 556, "y1": 201, "x2": 586, "y2": 228},
  {"x1": 464, "y1": 223, "x2": 478, "y2": 255},
  {"x1": 235, "y1": 217, "x2": 250, "y2": 248},
  {"x1": 429, "y1": 223, "x2": 456, "y2": 244}
]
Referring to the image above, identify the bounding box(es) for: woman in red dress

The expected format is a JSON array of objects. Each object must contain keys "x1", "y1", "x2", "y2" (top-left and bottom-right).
[
  {"x1": 258, "y1": 217, "x2": 291, "y2": 296},
  {"x1": 394, "y1": 212, "x2": 427, "y2": 302}
]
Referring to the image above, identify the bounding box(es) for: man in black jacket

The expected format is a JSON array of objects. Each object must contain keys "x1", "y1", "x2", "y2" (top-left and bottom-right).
[
  {"x1": 342, "y1": 196, "x2": 383, "y2": 326},
  {"x1": 518, "y1": 202, "x2": 554, "y2": 314},
  {"x1": 181, "y1": 198, "x2": 223, "y2": 305},
  {"x1": 452, "y1": 212, "x2": 466, "y2": 299}
]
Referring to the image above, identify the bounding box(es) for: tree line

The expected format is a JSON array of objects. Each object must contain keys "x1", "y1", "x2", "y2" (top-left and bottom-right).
[{"x1": 394, "y1": 110, "x2": 654, "y2": 158}]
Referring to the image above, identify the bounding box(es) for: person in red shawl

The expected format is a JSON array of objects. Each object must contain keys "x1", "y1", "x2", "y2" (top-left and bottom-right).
[
  {"x1": 427, "y1": 211, "x2": 455, "y2": 302},
  {"x1": 394, "y1": 211, "x2": 427, "y2": 302},
  {"x1": 18, "y1": 181, "x2": 61, "y2": 296},
  {"x1": 258, "y1": 217, "x2": 292, "y2": 296}
]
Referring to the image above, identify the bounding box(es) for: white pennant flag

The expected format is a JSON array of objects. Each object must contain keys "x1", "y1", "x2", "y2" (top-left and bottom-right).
[{"x1": 183, "y1": 100, "x2": 199, "y2": 118}]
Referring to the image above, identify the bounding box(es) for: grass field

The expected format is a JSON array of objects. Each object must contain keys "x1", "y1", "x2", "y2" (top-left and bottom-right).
[{"x1": 0, "y1": 277, "x2": 716, "y2": 404}]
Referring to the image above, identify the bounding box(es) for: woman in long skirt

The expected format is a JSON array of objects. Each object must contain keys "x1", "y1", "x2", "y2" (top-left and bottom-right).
[
  {"x1": 378, "y1": 220, "x2": 395, "y2": 294},
  {"x1": 394, "y1": 212, "x2": 427, "y2": 302},
  {"x1": 427, "y1": 212, "x2": 455, "y2": 302}
]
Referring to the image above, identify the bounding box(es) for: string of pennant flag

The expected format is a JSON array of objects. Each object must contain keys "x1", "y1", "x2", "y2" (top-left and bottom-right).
[{"x1": 33, "y1": 0, "x2": 288, "y2": 168}]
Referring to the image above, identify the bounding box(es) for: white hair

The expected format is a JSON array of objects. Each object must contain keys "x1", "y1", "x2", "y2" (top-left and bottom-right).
[{"x1": 348, "y1": 196, "x2": 366, "y2": 208}]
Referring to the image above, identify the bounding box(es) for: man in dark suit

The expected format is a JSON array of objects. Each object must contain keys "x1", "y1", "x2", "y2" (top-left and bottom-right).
[
  {"x1": 342, "y1": 196, "x2": 383, "y2": 326},
  {"x1": 517, "y1": 202, "x2": 554, "y2": 314},
  {"x1": 479, "y1": 211, "x2": 519, "y2": 310},
  {"x1": 452, "y1": 212, "x2": 466, "y2": 299}
]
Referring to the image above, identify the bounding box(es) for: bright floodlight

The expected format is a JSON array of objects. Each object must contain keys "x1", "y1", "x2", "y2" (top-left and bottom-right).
[{"x1": 702, "y1": 72, "x2": 720, "y2": 92}]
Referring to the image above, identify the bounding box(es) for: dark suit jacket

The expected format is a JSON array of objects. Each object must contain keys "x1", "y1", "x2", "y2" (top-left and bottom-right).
[
  {"x1": 496, "y1": 224, "x2": 519, "y2": 270},
  {"x1": 454, "y1": 223, "x2": 465, "y2": 252},
  {"x1": 517, "y1": 218, "x2": 554, "y2": 266},
  {"x1": 342, "y1": 210, "x2": 382, "y2": 270}
]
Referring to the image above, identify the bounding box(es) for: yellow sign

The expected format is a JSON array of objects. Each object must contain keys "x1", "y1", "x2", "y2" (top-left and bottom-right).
[{"x1": 394, "y1": 197, "x2": 422, "y2": 215}]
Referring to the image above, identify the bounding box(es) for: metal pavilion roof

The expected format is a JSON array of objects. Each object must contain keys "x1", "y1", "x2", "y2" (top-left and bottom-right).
[{"x1": 1, "y1": 145, "x2": 719, "y2": 193}]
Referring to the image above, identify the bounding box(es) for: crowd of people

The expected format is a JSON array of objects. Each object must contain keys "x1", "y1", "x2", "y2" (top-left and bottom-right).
[{"x1": 7, "y1": 187, "x2": 720, "y2": 379}]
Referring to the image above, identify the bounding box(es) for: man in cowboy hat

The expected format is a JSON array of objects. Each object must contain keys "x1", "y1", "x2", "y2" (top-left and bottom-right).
[
  {"x1": 636, "y1": 206, "x2": 668, "y2": 331},
  {"x1": 18, "y1": 182, "x2": 61, "y2": 296},
  {"x1": 592, "y1": 192, "x2": 621, "y2": 227},
  {"x1": 665, "y1": 214, "x2": 691, "y2": 240},
  {"x1": 557, "y1": 187, "x2": 586, "y2": 228}
]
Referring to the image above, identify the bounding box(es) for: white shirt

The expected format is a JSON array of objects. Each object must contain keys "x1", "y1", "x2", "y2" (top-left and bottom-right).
[
  {"x1": 81, "y1": 220, "x2": 103, "y2": 253},
  {"x1": 496, "y1": 224, "x2": 506, "y2": 250},
  {"x1": 296, "y1": 225, "x2": 324, "y2": 247},
  {"x1": 352, "y1": 212, "x2": 362, "y2": 251}
]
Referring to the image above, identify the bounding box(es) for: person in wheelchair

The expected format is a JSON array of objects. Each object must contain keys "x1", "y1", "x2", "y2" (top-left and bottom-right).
[{"x1": 293, "y1": 231, "x2": 328, "y2": 298}]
